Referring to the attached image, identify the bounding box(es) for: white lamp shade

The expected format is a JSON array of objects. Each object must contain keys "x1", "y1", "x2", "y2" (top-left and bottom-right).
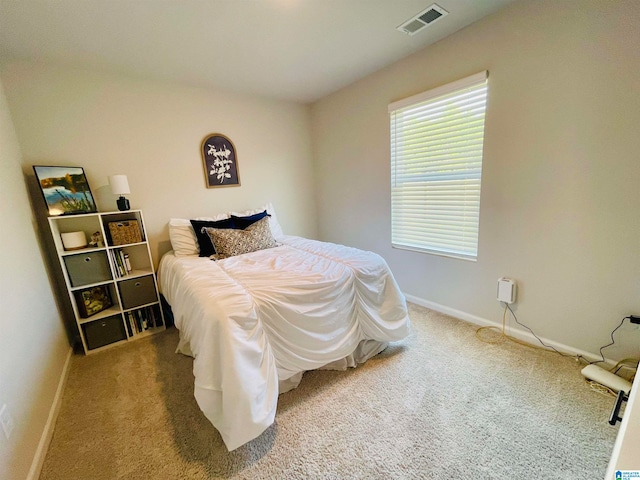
[{"x1": 108, "y1": 175, "x2": 130, "y2": 195}]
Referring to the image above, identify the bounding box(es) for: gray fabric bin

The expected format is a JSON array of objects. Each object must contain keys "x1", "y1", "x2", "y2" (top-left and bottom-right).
[
  {"x1": 118, "y1": 275, "x2": 158, "y2": 309},
  {"x1": 64, "y1": 251, "x2": 112, "y2": 287},
  {"x1": 82, "y1": 316, "x2": 126, "y2": 350}
]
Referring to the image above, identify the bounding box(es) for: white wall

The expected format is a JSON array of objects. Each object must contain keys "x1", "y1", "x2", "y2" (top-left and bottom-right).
[
  {"x1": 0, "y1": 78, "x2": 70, "y2": 479},
  {"x1": 311, "y1": 0, "x2": 640, "y2": 360},
  {"x1": 0, "y1": 62, "x2": 317, "y2": 266}
]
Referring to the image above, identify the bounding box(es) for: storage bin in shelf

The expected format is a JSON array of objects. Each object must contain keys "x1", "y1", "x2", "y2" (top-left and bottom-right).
[
  {"x1": 119, "y1": 274, "x2": 159, "y2": 310},
  {"x1": 101, "y1": 211, "x2": 146, "y2": 246},
  {"x1": 82, "y1": 315, "x2": 127, "y2": 351},
  {"x1": 108, "y1": 220, "x2": 142, "y2": 246},
  {"x1": 64, "y1": 250, "x2": 112, "y2": 288}
]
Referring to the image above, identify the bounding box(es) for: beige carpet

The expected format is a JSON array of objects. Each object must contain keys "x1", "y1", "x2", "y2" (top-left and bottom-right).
[{"x1": 39, "y1": 303, "x2": 618, "y2": 479}]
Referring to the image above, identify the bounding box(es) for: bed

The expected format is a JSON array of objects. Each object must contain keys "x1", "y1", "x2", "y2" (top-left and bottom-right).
[{"x1": 159, "y1": 204, "x2": 410, "y2": 450}]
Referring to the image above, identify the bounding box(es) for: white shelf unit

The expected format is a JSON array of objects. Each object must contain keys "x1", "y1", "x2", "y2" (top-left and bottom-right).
[{"x1": 48, "y1": 210, "x2": 165, "y2": 354}]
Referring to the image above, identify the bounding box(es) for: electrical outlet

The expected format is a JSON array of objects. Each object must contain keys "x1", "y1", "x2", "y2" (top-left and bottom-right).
[{"x1": 0, "y1": 404, "x2": 15, "y2": 440}]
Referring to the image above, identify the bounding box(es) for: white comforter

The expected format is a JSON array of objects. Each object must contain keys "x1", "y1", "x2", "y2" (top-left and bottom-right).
[{"x1": 159, "y1": 235, "x2": 410, "y2": 450}]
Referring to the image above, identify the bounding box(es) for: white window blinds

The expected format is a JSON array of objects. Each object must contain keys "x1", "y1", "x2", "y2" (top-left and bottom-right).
[{"x1": 389, "y1": 71, "x2": 488, "y2": 260}]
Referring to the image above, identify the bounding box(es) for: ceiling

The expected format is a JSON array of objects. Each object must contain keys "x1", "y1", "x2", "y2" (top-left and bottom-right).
[{"x1": 0, "y1": 0, "x2": 516, "y2": 104}]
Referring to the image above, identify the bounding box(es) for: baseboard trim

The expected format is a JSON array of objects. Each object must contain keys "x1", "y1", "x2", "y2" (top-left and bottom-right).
[
  {"x1": 404, "y1": 293, "x2": 610, "y2": 365},
  {"x1": 27, "y1": 346, "x2": 73, "y2": 480}
]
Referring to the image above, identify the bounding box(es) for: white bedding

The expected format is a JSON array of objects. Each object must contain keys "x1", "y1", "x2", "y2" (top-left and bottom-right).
[{"x1": 159, "y1": 235, "x2": 410, "y2": 450}]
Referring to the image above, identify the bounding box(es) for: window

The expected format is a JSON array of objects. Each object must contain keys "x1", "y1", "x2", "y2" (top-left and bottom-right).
[{"x1": 389, "y1": 71, "x2": 488, "y2": 261}]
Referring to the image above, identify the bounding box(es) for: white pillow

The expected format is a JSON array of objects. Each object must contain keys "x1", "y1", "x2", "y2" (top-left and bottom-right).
[
  {"x1": 229, "y1": 202, "x2": 284, "y2": 240},
  {"x1": 168, "y1": 213, "x2": 228, "y2": 256}
]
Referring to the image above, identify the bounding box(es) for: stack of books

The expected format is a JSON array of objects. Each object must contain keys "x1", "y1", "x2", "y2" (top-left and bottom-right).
[
  {"x1": 110, "y1": 248, "x2": 131, "y2": 277},
  {"x1": 125, "y1": 305, "x2": 162, "y2": 336}
]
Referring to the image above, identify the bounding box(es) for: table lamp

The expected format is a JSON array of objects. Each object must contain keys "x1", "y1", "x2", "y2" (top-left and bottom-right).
[{"x1": 108, "y1": 174, "x2": 131, "y2": 211}]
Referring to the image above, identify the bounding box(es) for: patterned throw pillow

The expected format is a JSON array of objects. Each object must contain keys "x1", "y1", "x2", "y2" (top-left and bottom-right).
[{"x1": 205, "y1": 216, "x2": 277, "y2": 259}]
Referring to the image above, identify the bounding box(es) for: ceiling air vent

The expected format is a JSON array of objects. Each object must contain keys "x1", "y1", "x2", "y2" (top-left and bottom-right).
[{"x1": 397, "y1": 3, "x2": 449, "y2": 36}]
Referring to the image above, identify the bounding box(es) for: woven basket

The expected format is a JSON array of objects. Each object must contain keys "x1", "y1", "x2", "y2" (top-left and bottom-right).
[{"x1": 108, "y1": 220, "x2": 142, "y2": 246}]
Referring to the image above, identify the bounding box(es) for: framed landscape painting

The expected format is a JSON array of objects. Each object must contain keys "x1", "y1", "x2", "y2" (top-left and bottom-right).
[
  {"x1": 33, "y1": 165, "x2": 98, "y2": 216},
  {"x1": 201, "y1": 133, "x2": 240, "y2": 188}
]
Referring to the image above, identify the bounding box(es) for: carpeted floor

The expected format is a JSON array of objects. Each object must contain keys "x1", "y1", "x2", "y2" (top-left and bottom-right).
[{"x1": 39, "y1": 303, "x2": 619, "y2": 479}]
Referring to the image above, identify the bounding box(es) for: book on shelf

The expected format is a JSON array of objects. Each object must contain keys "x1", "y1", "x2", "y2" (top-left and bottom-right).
[
  {"x1": 123, "y1": 253, "x2": 131, "y2": 272},
  {"x1": 127, "y1": 305, "x2": 162, "y2": 335},
  {"x1": 110, "y1": 249, "x2": 132, "y2": 277}
]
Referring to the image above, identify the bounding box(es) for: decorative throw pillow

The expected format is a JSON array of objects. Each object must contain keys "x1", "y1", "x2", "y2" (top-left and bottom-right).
[
  {"x1": 231, "y1": 210, "x2": 270, "y2": 229},
  {"x1": 229, "y1": 203, "x2": 284, "y2": 240},
  {"x1": 190, "y1": 217, "x2": 236, "y2": 257},
  {"x1": 205, "y1": 216, "x2": 277, "y2": 259}
]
